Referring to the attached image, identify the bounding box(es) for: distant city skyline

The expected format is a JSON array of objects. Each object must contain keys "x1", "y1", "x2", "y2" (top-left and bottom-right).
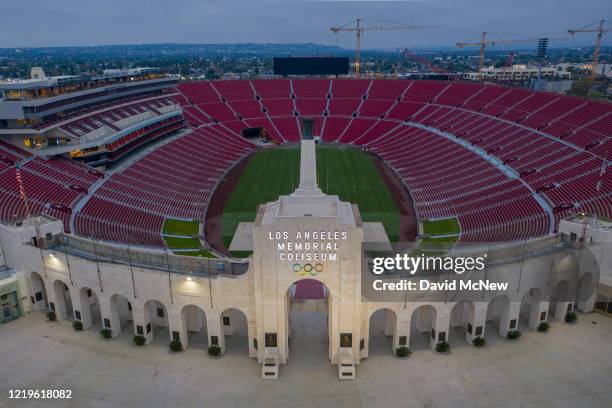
[{"x1": 1, "y1": 0, "x2": 609, "y2": 49}]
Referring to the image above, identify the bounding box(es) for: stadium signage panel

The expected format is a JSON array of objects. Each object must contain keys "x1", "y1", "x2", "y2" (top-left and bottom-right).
[
  {"x1": 268, "y1": 230, "x2": 348, "y2": 262},
  {"x1": 273, "y1": 57, "x2": 350, "y2": 76}
]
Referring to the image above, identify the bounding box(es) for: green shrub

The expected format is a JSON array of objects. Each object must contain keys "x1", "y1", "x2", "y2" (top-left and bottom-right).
[
  {"x1": 208, "y1": 345, "x2": 222, "y2": 356},
  {"x1": 506, "y1": 330, "x2": 522, "y2": 340},
  {"x1": 100, "y1": 328, "x2": 112, "y2": 339},
  {"x1": 537, "y1": 322, "x2": 550, "y2": 332},
  {"x1": 435, "y1": 341, "x2": 450, "y2": 353},
  {"x1": 565, "y1": 312, "x2": 577, "y2": 323},
  {"x1": 472, "y1": 337, "x2": 486, "y2": 347},
  {"x1": 47, "y1": 311, "x2": 57, "y2": 321},
  {"x1": 133, "y1": 335, "x2": 146, "y2": 346},
  {"x1": 169, "y1": 340, "x2": 183, "y2": 352},
  {"x1": 395, "y1": 346, "x2": 411, "y2": 358},
  {"x1": 73, "y1": 320, "x2": 83, "y2": 331}
]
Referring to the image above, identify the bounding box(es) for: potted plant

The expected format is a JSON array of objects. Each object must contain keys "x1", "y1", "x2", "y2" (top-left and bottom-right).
[
  {"x1": 472, "y1": 337, "x2": 486, "y2": 347},
  {"x1": 506, "y1": 330, "x2": 522, "y2": 340},
  {"x1": 395, "y1": 346, "x2": 411, "y2": 358},
  {"x1": 73, "y1": 320, "x2": 83, "y2": 331},
  {"x1": 169, "y1": 339, "x2": 183, "y2": 352},
  {"x1": 537, "y1": 322, "x2": 550, "y2": 332},
  {"x1": 208, "y1": 345, "x2": 222, "y2": 357},
  {"x1": 435, "y1": 341, "x2": 450, "y2": 353},
  {"x1": 100, "y1": 328, "x2": 112, "y2": 339},
  {"x1": 565, "y1": 312, "x2": 577, "y2": 323},
  {"x1": 47, "y1": 311, "x2": 57, "y2": 321},
  {"x1": 133, "y1": 335, "x2": 146, "y2": 346}
]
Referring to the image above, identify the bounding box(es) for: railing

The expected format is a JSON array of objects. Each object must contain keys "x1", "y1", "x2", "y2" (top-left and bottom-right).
[{"x1": 48, "y1": 234, "x2": 249, "y2": 277}]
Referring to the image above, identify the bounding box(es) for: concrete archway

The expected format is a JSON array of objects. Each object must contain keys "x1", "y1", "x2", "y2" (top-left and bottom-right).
[
  {"x1": 520, "y1": 288, "x2": 543, "y2": 330},
  {"x1": 549, "y1": 280, "x2": 571, "y2": 320},
  {"x1": 449, "y1": 301, "x2": 475, "y2": 347},
  {"x1": 221, "y1": 308, "x2": 249, "y2": 356},
  {"x1": 76, "y1": 287, "x2": 101, "y2": 330},
  {"x1": 30, "y1": 271, "x2": 48, "y2": 312},
  {"x1": 52, "y1": 280, "x2": 73, "y2": 320},
  {"x1": 143, "y1": 299, "x2": 169, "y2": 344},
  {"x1": 368, "y1": 308, "x2": 397, "y2": 356},
  {"x1": 410, "y1": 304, "x2": 437, "y2": 351},
  {"x1": 576, "y1": 272, "x2": 595, "y2": 312},
  {"x1": 181, "y1": 304, "x2": 208, "y2": 350},
  {"x1": 109, "y1": 293, "x2": 134, "y2": 338},
  {"x1": 486, "y1": 295, "x2": 511, "y2": 338},
  {"x1": 285, "y1": 279, "x2": 331, "y2": 362}
]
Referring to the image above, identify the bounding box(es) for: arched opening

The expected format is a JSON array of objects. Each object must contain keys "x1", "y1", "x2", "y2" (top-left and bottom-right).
[
  {"x1": 576, "y1": 272, "x2": 595, "y2": 312},
  {"x1": 486, "y1": 295, "x2": 510, "y2": 338},
  {"x1": 109, "y1": 294, "x2": 133, "y2": 338},
  {"x1": 77, "y1": 287, "x2": 102, "y2": 330},
  {"x1": 409, "y1": 305, "x2": 437, "y2": 351},
  {"x1": 52, "y1": 280, "x2": 73, "y2": 321},
  {"x1": 221, "y1": 308, "x2": 249, "y2": 356},
  {"x1": 519, "y1": 288, "x2": 542, "y2": 330},
  {"x1": 285, "y1": 278, "x2": 331, "y2": 364},
  {"x1": 449, "y1": 301, "x2": 475, "y2": 347},
  {"x1": 548, "y1": 280, "x2": 570, "y2": 319},
  {"x1": 368, "y1": 308, "x2": 397, "y2": 356},
  {"x1": 30, "y1": 271, "x2": 48, "y2": 312},
  {"x1": 144, "y1": 300, "x2": 169, "y2": 344},
  {"x1": 181, "y1": 304, "x2": 208, "y2": 350}
]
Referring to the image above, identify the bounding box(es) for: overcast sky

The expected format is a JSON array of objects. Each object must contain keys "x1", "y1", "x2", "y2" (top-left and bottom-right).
[{"x1": 1, "y1": 0, "x2": 609, "y2": 49}]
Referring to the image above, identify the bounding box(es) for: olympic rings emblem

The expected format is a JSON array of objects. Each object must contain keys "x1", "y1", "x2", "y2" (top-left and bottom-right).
[{"x1": 292, "y1": 263, "x2": 324, "y2": 276}]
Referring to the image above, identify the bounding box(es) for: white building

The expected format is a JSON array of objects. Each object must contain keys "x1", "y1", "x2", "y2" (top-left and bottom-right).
[
  {"x1": 0, "y1": 141, "x2": 606, "y2": 379},
  {"x1": 464, "y1": 65, "x2": 571, "y2": 82}
]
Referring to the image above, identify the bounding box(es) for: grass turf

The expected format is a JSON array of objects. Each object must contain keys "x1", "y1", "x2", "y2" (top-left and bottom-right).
[
  {"x1": 162, "y1": 219, "x2": 216, "y2": 258},
  {"x1": 163, "y1": 219, "x2": 200, "y2": 236},
  {"x1": 222, "y1": 145, "x2": 400, "y2": 247},
  {"x1": 422, "y1": 218, "x2": 460, "y2": 236}
]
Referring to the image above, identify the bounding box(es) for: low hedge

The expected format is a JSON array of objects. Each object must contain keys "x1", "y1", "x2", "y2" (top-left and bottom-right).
[
  {"x1": 472, "y1": 337, "x2": 486, "y2": 347},
  {"x1": 435, "y1": 341, "x2": 450, "y2": 353},
  {"x1": 133, "y1": 335, "x2": 146, "y2": 346},
  {"x1": 506, "y1": 330, "x2": 522, "y2": 340}
]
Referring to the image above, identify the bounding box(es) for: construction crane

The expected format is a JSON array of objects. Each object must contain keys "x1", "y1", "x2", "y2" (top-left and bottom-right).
[
  {"x1": 330, "y1": 19, "x2": 436, "y2": 76},
  {"x1": 456, "y1": 32, "x2": 562, "y2": 81},
  {"x1": 568, "y1": 19, "x2": 611, "y2": 80},
  {"x1": 402, "y1": 49, "x2": 446, "y2": 73}
]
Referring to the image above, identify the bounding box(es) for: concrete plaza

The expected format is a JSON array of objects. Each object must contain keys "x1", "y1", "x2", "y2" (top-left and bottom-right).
[{"x1": 0, "y1": 311, "x2": 611, "y2": 408}]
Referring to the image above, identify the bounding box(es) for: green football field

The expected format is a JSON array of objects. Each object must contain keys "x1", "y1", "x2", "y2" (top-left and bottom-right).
[{"x1": 222, "y1": 145, "x2": 401, "y2": 248}]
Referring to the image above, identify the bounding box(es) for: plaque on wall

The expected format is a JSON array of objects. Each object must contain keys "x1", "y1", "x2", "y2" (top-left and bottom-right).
[
  {"x1": 340, "y1": 333, "x2": 352, "y2": 348},
  {"x1": 265, "y1": 332, "x2": 277, "y2": 347}
]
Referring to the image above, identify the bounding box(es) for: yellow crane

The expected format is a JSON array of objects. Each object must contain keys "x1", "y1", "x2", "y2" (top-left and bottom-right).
[
  {"x1": 330, "y1": 19, "x2": 435, "y2": 77},
  {"x1": 457, "y1": 32, "x2": 554, "y2": 82},
  {"x1": 568, "y1": 19, "x2": 611, "y2": 80}
]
